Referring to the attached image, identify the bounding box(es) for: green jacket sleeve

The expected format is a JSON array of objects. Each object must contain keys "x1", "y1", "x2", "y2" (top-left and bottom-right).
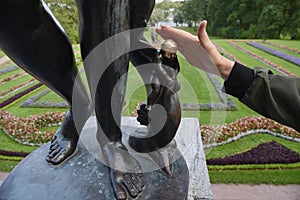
[{"x1": 224, "y1": 62, "x2": 300, "y2": 132}]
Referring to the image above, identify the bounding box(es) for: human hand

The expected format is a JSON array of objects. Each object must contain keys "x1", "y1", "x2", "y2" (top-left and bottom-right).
[
  {"x1": 197, "y1": 20, "x2": 234, "y2": 79},
  {"x1": 156, "y1": 20, "x2": 234, "y2": 79}
]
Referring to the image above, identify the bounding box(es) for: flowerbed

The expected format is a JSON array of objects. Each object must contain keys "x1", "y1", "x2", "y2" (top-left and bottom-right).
[
  {"x1": 0, "y1": 150, "x2": 29, "y2": 157},
  {"x1": 213, "y1": 42, "x2": 246, "y2": 66},
  {"x1": 0, "y1": 72, "x2": 26, "y2": 86},
  {"x1": 0, "y1": 83, "x2": 43, "y2": 108},
  {"x1": 206, "y1": 141, "x2": 300, "y2": 165},
  {"x1": 0, "y1": 65, "x2": 18, "y2": 75},
  {"x1": 264, "y1": 41, "x2": 300, "y2": 54},
  {"x1": 0, "y1": 110, "x2": 65, "y2": 145},
  {"x1": 247, "y1": 42, "x2": 300, "y2": 66},
  {"x1": 228, "y1": 41, "x2": 298, "y2": 77},
  {"x1": 201, "y1": 116, "x2": 300, "y2": 146},
  {"x1": 0, "y1": 78, "x2": 36, "y2": 98}
]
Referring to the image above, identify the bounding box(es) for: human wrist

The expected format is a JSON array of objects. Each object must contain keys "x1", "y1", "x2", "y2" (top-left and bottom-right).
[{"x1": 217, "y1": 57, "x2": 235, "y2": 80}]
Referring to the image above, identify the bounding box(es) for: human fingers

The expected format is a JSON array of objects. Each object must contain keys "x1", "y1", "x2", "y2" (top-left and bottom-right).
[{"x1": 197, "y1": 20, "x2": 221, "y2": 64}]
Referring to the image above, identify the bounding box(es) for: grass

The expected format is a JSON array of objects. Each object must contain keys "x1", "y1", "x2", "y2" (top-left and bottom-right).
[
  {"x1": 0, "y1": 159, "x2": 19, "y2": 172},
  {"x1": 209, "y1": 169, "x2": 300, "y2": 185},
  {"x1": 0, "y1": 68, "x2": 23, "y2": 80},
  {"x1": 0, "y1": 51, "x2": 5, "y2": 58},
  {"x1": 0, "y1": 129, "x2": 37, "y2": 153},
  {"x1": 259, "y1": 41, "x2": 300, "y2": 58},
  {"x1": 0, "y1": 129, "x2": 37, "y2": 173},
  {"x1": 205, "y1": 134, "x2": 300, "y2": 159},
  {"x1": 37, "y1": 90, "x2": 65, "y2": 103},
  {"x1": 4, "y1": 85, "x2": 67, "y2": 117},
  {"x1": 206, "y1": 134, "x2": 300, "y2": 185},
  {"x1": 237, "y1": 42, "x2": 300, "y2": 75},
  {"x1": 0, "y1": 75, "x2": 31, "y2": 91},
  {"x1": 266, "y1": 39, "x2": 300, "y2": 51},
  {"x1": 0, "y1": 81, "x2": 38, "y2": 103},
  {"x1": 208, "y1": 162, "x2": 300, "y2": 171},
  {"x1": 0, "y1": 40, "x2": 300, "y2": 185},
  {"x1": 213, "y1": 40, "x2": 282, "y2": 74}
]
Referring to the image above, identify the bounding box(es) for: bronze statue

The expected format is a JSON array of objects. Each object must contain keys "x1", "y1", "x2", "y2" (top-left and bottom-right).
[
  {"x1": 0, "y1": 0, "x2": 182, "y2": 199},
  {"x1": 131, "y1": 39, "x2": 181, "y2": 176}
]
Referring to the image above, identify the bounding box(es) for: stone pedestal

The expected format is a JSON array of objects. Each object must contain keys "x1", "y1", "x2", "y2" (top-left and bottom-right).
[{"x1": 0, "y1": 117, "x2": 212, "y2": 200}]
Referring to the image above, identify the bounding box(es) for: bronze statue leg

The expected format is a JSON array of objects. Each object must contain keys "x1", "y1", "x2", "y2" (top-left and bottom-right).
[
  {"x1": 129, "y1": 0, "x2": 156, "y2": 95},
  {"x1": 76, "y1": 0, "x2": 143, "y2": 199},
  {"x1": 0, "y1": 0, "x2": 92, "y2": 165}
]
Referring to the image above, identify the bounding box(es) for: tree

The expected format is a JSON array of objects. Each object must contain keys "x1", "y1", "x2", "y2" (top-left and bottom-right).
[
  {"x1": 180, "y1": 0, "x2": 207, "y2": 26},
  {"x1": 258, "y1": 5, "x2": 285, "y2": 39},
  {"x1": 44, "y1": 0, "x2": 79, "y2": 43},
  {"x1": 173, "y1": 10, "x2": 184, "y2": 26},
  {"x1": 281, "y1": 0, "x2": 300, "y2": 39},
  {"x1": 149, "y1": 8, "x2": 166, "y2": 26},
  {"x1": 206, "y1": 0, "x2": 296, "y2": 39}
]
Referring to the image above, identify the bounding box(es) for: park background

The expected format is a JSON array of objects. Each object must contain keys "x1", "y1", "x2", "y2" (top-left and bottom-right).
[{"x1": 0, "y1": 0, "x2": 299, "y2": 185}]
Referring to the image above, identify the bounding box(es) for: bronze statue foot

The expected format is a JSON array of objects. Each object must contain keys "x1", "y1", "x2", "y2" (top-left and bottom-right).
[
  {"x1": 104, "y1": 141, "x2": 144, "y2": 200},
  {"x1": 46, "y1": 110, "x2": 79, "y2": 165},
  {"x1": 148, "y1": 140, "x2": 177, "y2": 177},
  {"x1": 110, "y1": 169, "x2": 144, "y2": 200},
  {"x1": 46, "y1": 130, "x2": 78, "y2": 165}
]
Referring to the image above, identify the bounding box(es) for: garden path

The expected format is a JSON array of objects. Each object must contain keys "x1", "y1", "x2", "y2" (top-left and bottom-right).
[
  {"x1": 211, "y1": 183, "x2": 300, "y2": 200},
  {"x1": 1, "y1": 172, "x2": 299, "y2": 200}
]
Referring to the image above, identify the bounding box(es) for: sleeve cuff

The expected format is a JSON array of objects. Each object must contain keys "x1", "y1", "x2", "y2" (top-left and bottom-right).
[{"x1": 223, "y1": 62, "x2": 255, "y2": 99}]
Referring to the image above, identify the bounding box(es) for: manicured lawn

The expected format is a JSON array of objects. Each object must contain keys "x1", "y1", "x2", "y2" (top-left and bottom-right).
[
  {"x1": 0, "y1": 39, "x2": 299, "y2": 186},
  {"x1": 213, "y1": 40, "x2": 281, "y2": 74},
  {"x1": 0, "y1": 129, "x2": 37, "y2": 153},
  {"x1": 4, "y1": 85, "x2": 67, "y2": 116},
  {"x1": 238, "y1": 42, "x2": 300, "y2": 75},
  {"x1": 0, "y1": 67, "x2": 23, "y2": 80},
  {"x1": 260, "y1": 42, "x2": 300, "y2": 58},
  {"x1": 209, "y1": 169, "x2": 300, "y2": 185},
  {"x1": 0, "y1": 51, "x2": 5, "y2": 58},
  {"x1": 0, "y1": 159, "x2": 19, "y2": 172},
  {"x1": 206, "y1": 134, "x2": 300, "y2": 185},
  {"x1": 266, "y1": 40, "x2": 300, "y2": 51},
  {"x1": 37, "y1": 90, "x2": 65, "y2": 103}
]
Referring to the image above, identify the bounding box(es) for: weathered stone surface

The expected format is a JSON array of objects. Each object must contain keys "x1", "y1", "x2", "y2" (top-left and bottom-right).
[{"x1": 0, "y1": 117, "x2": 212, "y2": 200}]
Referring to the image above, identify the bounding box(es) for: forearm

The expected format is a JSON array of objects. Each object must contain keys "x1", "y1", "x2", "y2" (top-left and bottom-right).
[{"x1": 224, "y1": 62, "x2": 300, "y2": 132}]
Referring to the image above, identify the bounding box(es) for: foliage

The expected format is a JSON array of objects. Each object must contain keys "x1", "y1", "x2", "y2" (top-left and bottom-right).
[
  {"x1": 257, "y1": 5, "x2": 285, "y2": 39},
  {"x1": 149, "y1": 8, "x2": 166, "y2": 26},
  {"x1": 44, "y1": 0, "x2": 79, "y2": 43},
  {"x1": 180, "y1": 0, "x2": 208, "y2": 26},
  {"x1": 206, "y1": 0, "x2": 300, "y2": 39},
  {"x1": 155, "y1": 0, "x2": 183, "y2": 10},
  {"x1": 173, "y1": 10, "x2": 184, "y2": 26}
]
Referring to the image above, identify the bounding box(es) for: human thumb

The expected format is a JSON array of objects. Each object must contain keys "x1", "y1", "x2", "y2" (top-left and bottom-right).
[{"x1": 197, "y1": 20, "x2": 211, "y2": 48}]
